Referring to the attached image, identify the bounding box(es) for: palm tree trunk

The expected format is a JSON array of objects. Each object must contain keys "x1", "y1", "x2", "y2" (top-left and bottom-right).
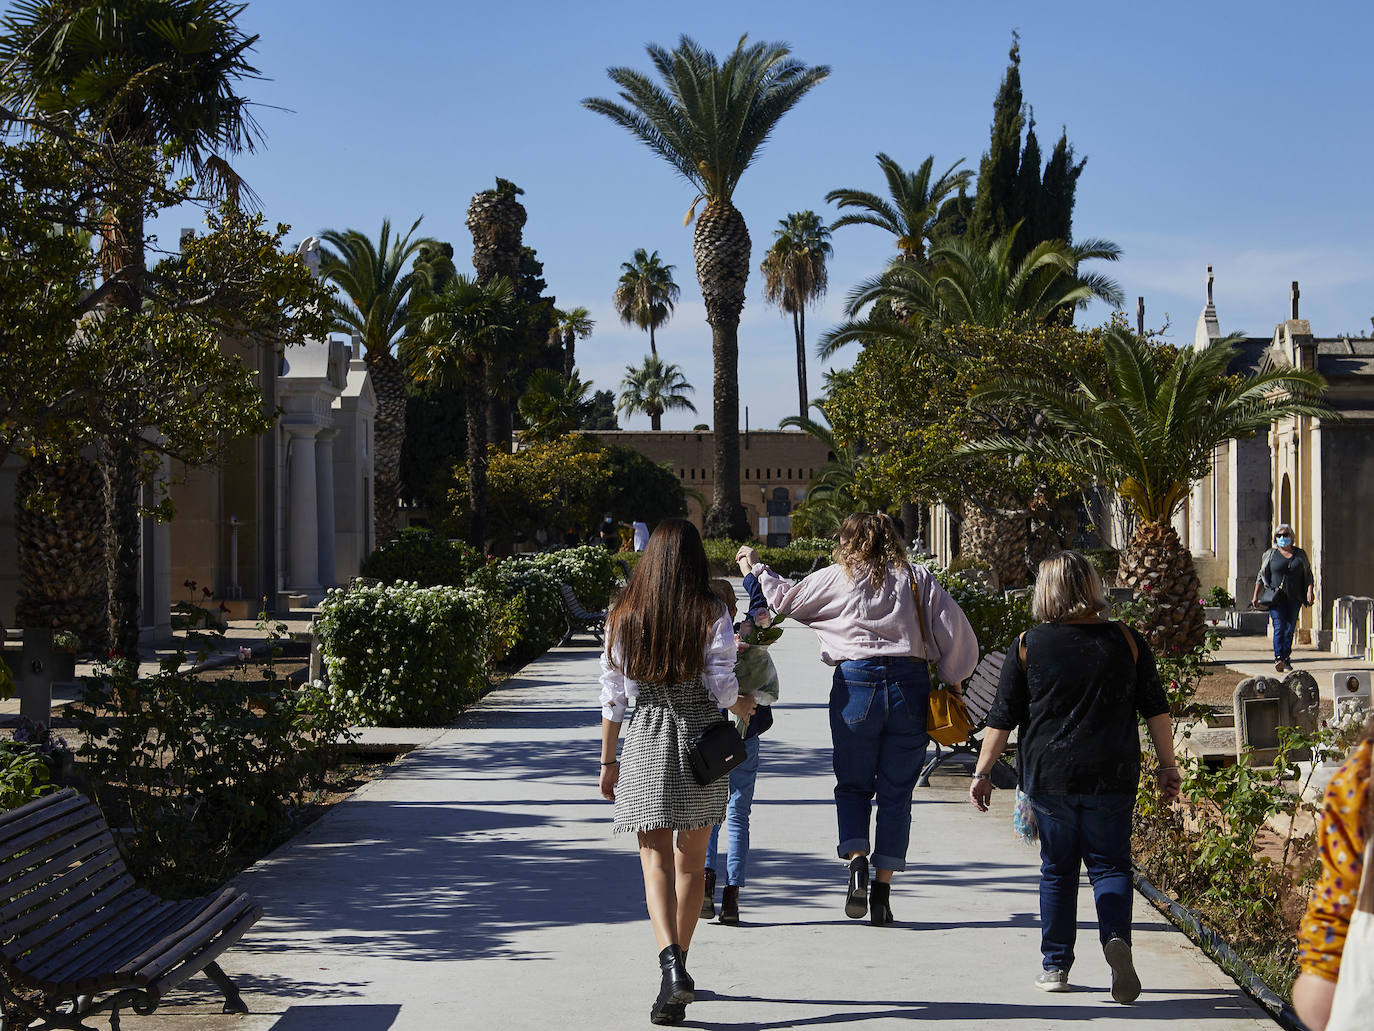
[
  {"x1": 465, "y1": 372, "x2": 489, "y2": 551},
  {"x1": 651, "y1": 410, "x2": 662, "y2": 431},
  {"x1": 649, "y1": 324, "x2": 657, "y2": 357},
  {"x1": 695, "y1": 199, "x2": 750, "y2": 541},
  {"x1": 1120, "y1": 521, "x2": 1206, "y2": 653},
  {"x1": 485, "y1": 350, "x2": 512, "y2": 451},
  {"x1": 794, "y1": 307, "x2": 808, "y2": 421},
  {"x1": 563, "y1": 328, "x2": 575, "y2": 378}
]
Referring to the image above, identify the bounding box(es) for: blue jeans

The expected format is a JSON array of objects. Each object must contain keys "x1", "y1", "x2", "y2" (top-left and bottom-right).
[
  {"x1": 705, "y1": 735, "x2": 761, "y2": 886},
  {"x1": 1270, "y1": 602, "x2": 1301, "y2": 662},
  {"x1": 830, "y1": 657, "x2": 930, "y2": 872},
  {"x1": 1032, "y1": 792, "x2": 1135, "y2": 972}
]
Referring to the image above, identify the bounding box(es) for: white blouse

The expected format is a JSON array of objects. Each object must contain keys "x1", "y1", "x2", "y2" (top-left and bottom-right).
[{"x1": 598, "y1": 608, "x2": 740, "y2": 722}]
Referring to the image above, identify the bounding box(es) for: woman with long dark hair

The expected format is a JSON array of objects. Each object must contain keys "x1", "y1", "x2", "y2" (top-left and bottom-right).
[
  {"x1": 599, "y1": 518, "x2": 756, "y2": 1025},
  {"x1": 737, "y1": 512, "x2": 978, "y2": 925}
]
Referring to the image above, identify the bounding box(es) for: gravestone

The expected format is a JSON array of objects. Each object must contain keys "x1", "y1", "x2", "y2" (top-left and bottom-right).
[{"x1": 1233, "y1": 671, "x2": 1320, "y2": 764}]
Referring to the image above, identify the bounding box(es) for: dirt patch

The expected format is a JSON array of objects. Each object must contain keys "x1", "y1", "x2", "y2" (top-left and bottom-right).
[{"x1": 1192, "y1": 662, "x2": 1334, "y2": 718}]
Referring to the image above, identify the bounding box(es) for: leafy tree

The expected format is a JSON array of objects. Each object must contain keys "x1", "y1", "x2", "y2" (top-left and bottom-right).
[
  {"x1": 820, "y1": 224, "x2": 1122, "y2": 358},
  {"x1": 1039, "y1": 129, "x2": 1086, "y2": 251},
  {"x1": 319, "y1": 217, "x2": 433, "y2": 543},
  {"x1": 583, "y1": 390, "x2": 620, "y2": 430},
  {"x1": 962, "y1": 326, "x2": 1334, "y2": 647},
  {"x1": 760, "y1": 211, "x2": 832, "y2": 420},
  {"x1": 601, "y1": 444, "x2": 688, "y2": 525},
  {"x1": 612, "y1": 249, "x2": 679, "y2": 358},
  {"x1": 412, "y1": 274, "x2": 517, "y2": 549},
  {"x1": 826, "y1": 154, "x2": 971, "y2": 263},
  {"x1": 617, "y1": 355, "x2": 696, "y2": 431},
  {"x1": 518, "y1": 369, "x2": 597, "y2": 442},
  {"x1": 467, "y1": 178, "x2": 528, "y2": 446},
  {"x1": 968, "y1": 34, "x2": 1024, "y2": 249},
  {"x1": 584, "y1": 35, "x2": 828, "y2": 539},
  {"x1": 550, "y1": 306, "x2": 594, "y2": 377}
]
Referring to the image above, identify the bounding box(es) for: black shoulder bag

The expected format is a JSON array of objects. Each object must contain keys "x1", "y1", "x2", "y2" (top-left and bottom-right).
[{"x1": 688, "y1": 718, "x2": 747, "y2": 786}]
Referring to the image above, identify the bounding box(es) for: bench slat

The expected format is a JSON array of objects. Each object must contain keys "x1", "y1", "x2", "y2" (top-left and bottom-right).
[
  {"x1": 0, "y1": 825, "x2": 118, "y2": 903},
  {"x1": 58, "y1": 896, "x2": 203, "y2": 989},
  {"x1": 128, "y1": 893, "x2": 260, "y2": 985},
  {"x1": 15, "y1": 886, "x2": 148, "y2": 987},
  {"x1": 0, "y1": 790, "x2": 85, "y2": 838},
  {"x1": 5, "y1": 855, "x2": 130, "y2": 944},
  {"x1": 145, "y1": 904, "x2": 263, "y2": 1007},
  {"x1": 0, "y1": 805, "x2": 107, "y2": 882},
  {"x1": 7, "y1": 874, "x2": 138, "y2": 970}
]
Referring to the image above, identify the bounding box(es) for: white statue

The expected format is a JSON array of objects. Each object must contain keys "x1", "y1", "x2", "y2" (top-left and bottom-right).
[{"x1": 296, "y1": 236, "x2": 322, "y2": 278}]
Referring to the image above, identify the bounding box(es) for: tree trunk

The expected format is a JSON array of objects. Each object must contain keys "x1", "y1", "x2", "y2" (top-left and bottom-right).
[
  {"x1": 563, "y1": 327, "x2": 575, "y2": 378},
  {"x1": 649, "y1": 324, "x2": 657, "y2": 357},
  {"x1": 958, "y1": 492, "x2": 1029, "y2": 588},
  {"x1": 694, "y1": 199, "x2": 750, "y2": 541},
  {"x1": 99, "y1": 438, "x2": 143, "y2": 664},
  {"x1": 1119, "y1": 521, "x2": 1207, "y2": 653},
  {"x1": 794, "y1": 307, "x2": 808, "y2": 421},
  {"x1": 650, "y1": 408, "x2": 662, "y2": 431},
  {"x1": 465, "y1": 371, "x2": 489, "y2": 551},
  {"x1": 485, "y1": 349, "x2": 512, "y2": 450}
]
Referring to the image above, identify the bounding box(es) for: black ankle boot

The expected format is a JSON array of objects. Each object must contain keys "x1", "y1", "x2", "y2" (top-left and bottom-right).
[
  {"x1": 720, "y1": 884, "x2": 740, "y2": 925},
  {"x1": 700, "y1": 869, "x2": 716, "y2": 919},
  {"x1": 870, "y1": 881, "x2": 894, "y2": 925},
  {"x1": 650, "y1": 944, "x2": 694, "y2": 1024}
]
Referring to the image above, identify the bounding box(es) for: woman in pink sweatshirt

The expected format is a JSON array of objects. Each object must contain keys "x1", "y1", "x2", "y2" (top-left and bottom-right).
[{"x1": 736, "y1": 512, "x2": 977, "y2": 925}]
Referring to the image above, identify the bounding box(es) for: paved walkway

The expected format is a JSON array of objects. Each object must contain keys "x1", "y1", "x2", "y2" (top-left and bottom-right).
[{"x1": 103, "y1": 610, "x2": 1277, "y2": 1030}]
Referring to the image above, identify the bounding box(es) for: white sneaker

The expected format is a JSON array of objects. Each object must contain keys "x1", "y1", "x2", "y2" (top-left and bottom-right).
[
  {"x1": 1104, "y1": 937, "x2": 1141, "y2": 1003},
  {"x1": 1036, "y1": 969, "x2": 1069, "y2": 992}
]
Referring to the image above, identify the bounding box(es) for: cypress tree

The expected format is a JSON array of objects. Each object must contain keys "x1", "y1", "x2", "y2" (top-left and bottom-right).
[
  {"x1": 968, "y1": 34, "x2": 1024, "y2": 246},
  {"x1": 1011, "y1": 115, "x2": 1043, "y2": 263},
  {"x1": 1041, "y1": 129, "x2": 1086, "y2": 245}
]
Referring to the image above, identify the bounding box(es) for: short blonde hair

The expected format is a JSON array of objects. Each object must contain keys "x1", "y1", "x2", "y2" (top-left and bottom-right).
[{"x1": 1032, "y1": 551, "x2": 1109, "y2": 623}]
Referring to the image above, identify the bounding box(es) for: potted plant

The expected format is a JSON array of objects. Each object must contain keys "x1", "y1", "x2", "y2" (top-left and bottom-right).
[{"x1": 50, "y1": 630, "x2": 79, "y2": 682}]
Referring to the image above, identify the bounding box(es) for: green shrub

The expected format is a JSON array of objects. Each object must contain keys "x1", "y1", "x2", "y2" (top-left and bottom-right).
[
  {"x1": 0, "y1": 740, "x2": 50, "y2": 810},
  {"x1": 1205, "y1": 585, "x2": 1235, "y2": 608},
  {"x1": 360, "y1": 528, "x2": 484, "y2": 587},
  {"x1": 490, "y1": 563, "x2": 563, "y2": 661},
  {"x1": 1081, "y1": 547, "x2": 1120, "y2": 583},
  {"x1": 702, "y1": 538, "x2": 833, "y2": 576},
  {"x1": 930, "y1": 565, "x2": 1035, "y2": 663},
  {"x1": 315, "y1": 581, "x2": 506, "y2": 726},
  {"x1": 521, "y1": 545, "x2": 617, "y2": 609}
]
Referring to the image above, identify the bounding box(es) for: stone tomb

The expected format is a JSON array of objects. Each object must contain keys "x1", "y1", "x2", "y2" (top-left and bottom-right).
[{"x1": 1233, "y1": 671, "x2": 1320, "y2": 764}]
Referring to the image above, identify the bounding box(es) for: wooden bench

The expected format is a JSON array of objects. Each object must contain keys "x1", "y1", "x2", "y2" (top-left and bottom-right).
[
  {"x1": 557, "y1": 584, "x2": 606, "y2": 647},
  {"x1": 918, "y1": 649, "x2": 1017, "y2": 787},
  {"x1": 0, "y1": 789, "x2": 261, "y2": 1030}
]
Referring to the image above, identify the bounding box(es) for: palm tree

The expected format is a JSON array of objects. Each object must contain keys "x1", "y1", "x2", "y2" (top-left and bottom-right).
[
  {"x1": 760, "y1": 212, "x2": 832, "y2": 420},
  {"x1": 411, "y1": 274, "x2": 516, "y2": 549},
  {"x1": 612, "y1": 249, "x2": 679, "y2": 357},
  {"x1": 618, "y1": 355, "x2": 697, "y2": 431},
  {"x1": 820, "y1": 223, "x2": 1122, "y2": 358},
  {"x1": 550, "y1": 306, "x2": 595, "y2": 377},
  {"x1": 466, "y1": 178, "x2": 527, "y2": 447},
  {"x1": 0, "y1": 0, "x2": 261, "y2": 661},
  {"x1": 585, "y1": 36, "x2": 828, "y2": 539},
  {"x1": 518, "y1": 369, "x2": 597, "y2": 442},
  {"x1": 320, "y1": 217, "x2": 434, "y2": 544},
  {"x1": 778, "y1": 404, "x2": 884, "y2": 536},
  {"x1": 825, "y1": 154, "x2": 971, "y2": 263},
  {"x1": 963, "y1": 326, "x2": 1333, "y2": 651}
]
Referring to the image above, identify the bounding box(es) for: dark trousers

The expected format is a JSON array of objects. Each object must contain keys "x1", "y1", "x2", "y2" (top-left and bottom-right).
[{"x1": 1031, "y1": 792, "x2": 1135, "y2": 972}]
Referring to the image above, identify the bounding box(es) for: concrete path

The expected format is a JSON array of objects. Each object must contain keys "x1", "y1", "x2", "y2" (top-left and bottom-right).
[{"x1": 104, "y1": 615, "x2": 1274, "y2": 1030}]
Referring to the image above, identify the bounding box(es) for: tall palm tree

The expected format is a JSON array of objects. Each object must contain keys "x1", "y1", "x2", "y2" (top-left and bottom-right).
[
  {"x1": 320, "y1": 217, "x2": 434, "y2": 544},
  {"x1": 0, "y1": 0, "x2": 261, "y2": 661},
  {"x1": 963, "y1": 326, "x2": 1333, "y2": 651},
  {"x1": 618, "y1": 355, "x2": 697, "y2": 431},
  {"x1": 825, "y1": 154, "x2": 971, "y2": 263},
  {"x1": 820, "y1": 223, "x2": 1122, "y2": 358},
  {"x1": 518, "y1": 369, "x2": 596, "y2": 442},
  {"x1": 466, "y1": 178, "x2": 527, "y2": 447},
  {"x1": 585, "y1": 36, "x2": 828, "y2": 539},
  {"x1": 760, "y1": 211, "x2": 832, "y2": 420},
  {"x1": 411, "y1": 274, "x2": 516, "y2": 549},
  {"x1": 612, "y1": 248, "x2": 679, "y2": 357},
  {"x1": 550, "y1": 306, "x2": 595, "y2": 377}
]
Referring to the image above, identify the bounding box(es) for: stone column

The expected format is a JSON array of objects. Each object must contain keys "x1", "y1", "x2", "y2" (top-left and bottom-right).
[
  {"x1": 286, "y1": 424, "x2": 321, "y2": 593},
  {"x1": 315, "y1": 428, "x2": 337, "y2": 590}
]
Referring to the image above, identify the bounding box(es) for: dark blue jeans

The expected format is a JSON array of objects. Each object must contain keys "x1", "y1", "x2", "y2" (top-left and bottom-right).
[
  {"x1": 829, "y1": 657, "x2": 930, "y2": 872},
  {"x1": 1031, "y1": 792, "x2": 1135, "y2": 972},
  {"x1": 1269, "y1": 602, "x2": 1301, "y2": 663}
]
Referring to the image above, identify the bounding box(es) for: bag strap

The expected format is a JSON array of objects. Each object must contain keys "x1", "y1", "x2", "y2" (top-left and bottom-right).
[
  {"x1": 909, "y1": 566, "x2": 942, "y2": 664},
  {"x1": 1117, "y1": 622, "x2": 1139, "y2": 664},
  {"x1": 1017, "y1": 632, "x2": 1027, "y2": 670}
]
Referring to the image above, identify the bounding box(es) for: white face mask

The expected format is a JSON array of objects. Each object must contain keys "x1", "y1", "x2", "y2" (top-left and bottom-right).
[{"x1": 1276, "y1": 536, "x2": 1293, "y2": 548}]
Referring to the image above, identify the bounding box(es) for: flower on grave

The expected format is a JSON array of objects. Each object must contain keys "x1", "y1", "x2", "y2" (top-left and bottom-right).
[
  {"x1": 202, "y1": 586, "x2": 213, "y2": 600},
  {"x1": 218, "y1": 601, "x2": 230, "y2": 613},
  {"x1": 238, "y1": 646, "x2": 252, "y2": 662}
]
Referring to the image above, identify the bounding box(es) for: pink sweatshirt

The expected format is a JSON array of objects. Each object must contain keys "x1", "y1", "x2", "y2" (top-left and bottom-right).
[{"x1": 751, "y1": 561, "x2": 980, "y2": 685}]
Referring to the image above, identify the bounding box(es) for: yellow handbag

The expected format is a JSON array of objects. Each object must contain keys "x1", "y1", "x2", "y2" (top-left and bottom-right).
[{"x1": 910, "y1": 568, "x2": 972, "y2": 746}]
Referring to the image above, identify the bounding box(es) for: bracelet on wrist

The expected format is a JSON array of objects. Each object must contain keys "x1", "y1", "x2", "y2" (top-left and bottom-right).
[
  {"x1": 971, "y1": 772, "x2": 991, "y2": 782},
  {"x1": 1155, "y1": 765, "x2": 1178, "y2": 773},
  {"x1": 600, "y1": 759, "x2": 619, "y2": 766}
]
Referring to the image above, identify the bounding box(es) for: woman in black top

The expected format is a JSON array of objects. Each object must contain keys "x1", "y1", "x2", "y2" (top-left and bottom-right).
[
  {"x1": 1250, "y1": 522, "x2": 1315, "y2": 672},
  {"x1": 968, "y1": 551, "x2": 1181, "y2": 1003}
]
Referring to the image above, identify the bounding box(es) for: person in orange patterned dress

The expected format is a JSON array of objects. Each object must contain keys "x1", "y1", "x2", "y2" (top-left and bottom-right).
[{"x1": 1294, "y1": 716, "x2": 1373, "y2": 1031}]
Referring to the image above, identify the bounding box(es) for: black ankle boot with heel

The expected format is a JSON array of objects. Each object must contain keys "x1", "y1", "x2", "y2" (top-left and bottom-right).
[
  {"x1": 700, "y1": 869, "x2": 716, "y2": 920},
  {"x1": 870, "y1": 881, "x2": 894, "y2": 925},
  {"x1": 650, "y1": 944, "x2": 694, "y2": 1025},
  {"x1": 720, "y1": 885, "x2": 740, "y2": 925}
]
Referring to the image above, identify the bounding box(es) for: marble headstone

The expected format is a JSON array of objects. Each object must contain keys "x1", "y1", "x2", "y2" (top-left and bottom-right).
[{"x1": 1233, "y1": 671, "x2": 1320, "y2": 764}]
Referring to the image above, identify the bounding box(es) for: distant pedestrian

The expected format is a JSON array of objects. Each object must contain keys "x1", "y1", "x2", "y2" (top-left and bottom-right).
[
  {"x1": 599, "y1": 512, "x2": 620, "y2": 552},
  {"x1": 599, "y1": 518, "x2": 756, "y2": 1025},
  {"x1": 1251, "y1": 522, "x2": 1316, "y2": 672},
  {"x1": 969, "y1": 550, "x2": 1181, "y2": 1002},
  {"x1": 633, "y1": 519, "x2": 651, "y2": 552},
  {"x1": 739, "y1": 511, "x2": 978, "y2": 925}
]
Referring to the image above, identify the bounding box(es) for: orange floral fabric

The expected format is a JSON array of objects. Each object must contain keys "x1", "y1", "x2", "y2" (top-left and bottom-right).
[{"x1": 1299, "y1": 740, "x2": 1371, "y2": 982}]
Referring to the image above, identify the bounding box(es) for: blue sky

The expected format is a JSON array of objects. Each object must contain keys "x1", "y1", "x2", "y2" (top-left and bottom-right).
[{"x1": 147, "y1": 0, "x2": 1373, "y2": 430}]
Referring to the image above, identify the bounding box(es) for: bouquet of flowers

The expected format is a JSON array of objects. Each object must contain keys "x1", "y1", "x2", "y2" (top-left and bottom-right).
[{"x1": 732, "y1": 607, "x2": 783, "y2": 733}]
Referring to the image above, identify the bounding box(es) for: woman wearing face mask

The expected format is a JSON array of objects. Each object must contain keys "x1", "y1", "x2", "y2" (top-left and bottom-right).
[{"x1": 1251, "y1": 523, "x2": 1316, "y2": 672}]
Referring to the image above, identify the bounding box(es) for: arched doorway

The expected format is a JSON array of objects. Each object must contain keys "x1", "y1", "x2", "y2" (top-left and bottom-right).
[{"x1": 1280, "y1": 473, "x2": 1292, "y2": 529}]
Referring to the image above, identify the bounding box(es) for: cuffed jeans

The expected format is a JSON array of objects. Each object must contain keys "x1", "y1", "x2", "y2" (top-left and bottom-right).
[
  {"x1": 830, "y1": 657, "x2": 930, "y2": 873},
  {"x1": 705, "y1": 735, "x2": 761, "y2": 886},
  {"x1": 1270, "y1": 602, "x2": 1301, "y2": 663},
  {"x1": 1031, "y1": 792, "x2": 1135, "y2": 972}
]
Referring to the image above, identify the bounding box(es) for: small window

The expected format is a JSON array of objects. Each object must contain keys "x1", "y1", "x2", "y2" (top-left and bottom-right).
[
  {"x1": 756, "y1": 469, "x2": 761, "y2": 479},
  {"x1": 701, "y1": 468, "x2": 707, "y2": 479},
  {"x1": 809, "y1": 468, "x2": 814, "y2": 478},
  {"x1": 766, "y1": 468, "x2": 771, "y2": 478},
  {"x1": 690, "y1": 469, "x2": 695, "y2": 480},
  {"x1": 679, "y1": 469, "x2": 685, "y2": 479},
  {"x1": 787, "y1": 468, "x2": 793, "y2": 479}
]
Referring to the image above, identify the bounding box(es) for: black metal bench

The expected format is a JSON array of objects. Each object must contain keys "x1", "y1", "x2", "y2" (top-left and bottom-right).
[
  {"x1": 0, "y1": 789, "x2": 261, "y2": 1030},
  {"x1": 918, "y1": 649, "x2": 1017, "y2": 787},
  {"x1": 557, "y1": 584, "x2": 606, "y2": 647}
]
